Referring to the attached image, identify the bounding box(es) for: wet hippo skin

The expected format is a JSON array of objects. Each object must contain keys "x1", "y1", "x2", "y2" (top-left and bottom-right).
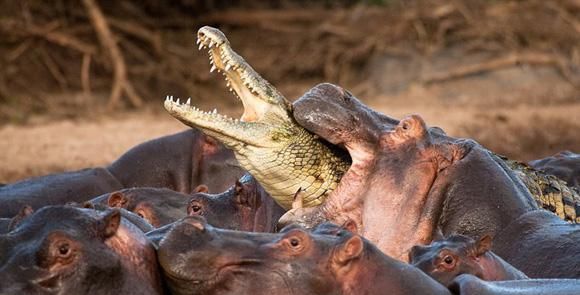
[
  {"x1": 107, "y1": 129, "x2": 246, "y2": 194},
  {"x1": 492, "y1": 210, "x2": 580, "y2": 278},
  {"x1": 0, "y1": 206, "x2": 163, "y2": 295},
  {"x1": 410, "y1": 234, "x2": 527, "y2": 287},
  {"x1": 88, "y1": 186, "x2": 206, "y2": 228},
  {"x1": 529, "y1": 151, "x2": 580, "y2": 190},
  {"x1": 187, "y1": 173, "x2": 285, "y2": 233},
  {"x1": 0, "y1": 128, "x2": 246, "y2": 217},
  {"x1": 450, "y1": 274, "x2": 580, "y2": 295},
  {"x1": 155, "y1": 216, "x2": 452, "y2": 295},
  {"x1": 0, "y1": 168, "x2": 122, "y2": 217},
  {"x1": 281, "y1": 83, "x2": 580, "y2": 279}
]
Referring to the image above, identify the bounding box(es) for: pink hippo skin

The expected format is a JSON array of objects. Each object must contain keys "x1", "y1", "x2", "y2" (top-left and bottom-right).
[
  {"x1": 280, "y1": 83, "x2": 580, "y2": 279},
  {"x1": 410, "y1": 234, "x2": 527, "y2": 287},
  {"x1": 0, "y1": 206, "x2": 163, "y2": 294},
  {"x1": 155, "y1": 216, "x2": 452, "y2": 295}
]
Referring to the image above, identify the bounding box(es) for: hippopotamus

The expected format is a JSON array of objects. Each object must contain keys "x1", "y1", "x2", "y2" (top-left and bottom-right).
[
  {"x1": 410, "y1": 234, "x2": 527, "y2": 287},
  {"x1": 0, "y1": 206, "x2": 163, "y2": 294},
  {"x1": 0, "y1": 168, "x2": 122, "y2": 217},
  {"x1": 449, "y1": 274, "x2": 580, "y2": 295},
  {"x1": 187, "y1": 174, "x2": 285, "y2": 232},
  {"x1": 280, "y1": 83, "x2": 580, "y2": 278},
  {"x1": 0, "y1": 129, "x2": 246, "y2": 217},
  {"x1": 155, "y1": 216, "x2": 451, "y2": 295},
  {"x1": 88, "y1": 185, "x2": 208, "y2": 228},
  {"x1": 529, "y1": 151, "x2": 579, "y2": 190},
  {"x1": 71, "y1": 201, "x2": 155, "y2": 233},
  {"x1": 107, "y1": 129, "x2": 245, "y2": 194}
]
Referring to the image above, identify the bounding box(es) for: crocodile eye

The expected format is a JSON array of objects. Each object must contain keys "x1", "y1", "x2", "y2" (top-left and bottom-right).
[{"x1": 191, "y1": 205, "x2": 201, "y2": 213}]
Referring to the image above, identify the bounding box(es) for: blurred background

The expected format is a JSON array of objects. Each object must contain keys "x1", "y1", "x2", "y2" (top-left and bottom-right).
[{"x1": 0, "y1": 0, "x2": 579, "y2": 183}]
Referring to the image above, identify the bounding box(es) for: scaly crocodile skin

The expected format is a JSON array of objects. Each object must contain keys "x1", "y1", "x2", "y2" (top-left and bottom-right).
[{"x1": 166, "y1": 27, "x2": 579, "y2": 221}]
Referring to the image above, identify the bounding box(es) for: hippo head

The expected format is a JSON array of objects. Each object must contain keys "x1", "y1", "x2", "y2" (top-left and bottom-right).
[
  {"x1": 187, "y1": 174, "x2": 284, "y2": 232},
  {"x1": 281, "y1": 83, "x2": 475, "y2": 259},
  {"x1": 157, "y1": 216, "x2": 386, "y2": 295},
  {"x1": 0, "y1": 206, "x2": 161, "y2": 295},
  {"x1": 409, "y1": 234, "x2": 493, "y2": 287},
  {"x1": 104, "y1": 187, "x2": 204, "y2": 227},
  {"x1": 0, "y1": 206, "x2": 123, "y2": 294}
]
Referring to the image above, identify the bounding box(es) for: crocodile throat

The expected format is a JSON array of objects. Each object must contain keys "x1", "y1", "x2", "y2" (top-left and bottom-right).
[{"x1": 164, "y1": 26, "x2": 350, "y2": 209}]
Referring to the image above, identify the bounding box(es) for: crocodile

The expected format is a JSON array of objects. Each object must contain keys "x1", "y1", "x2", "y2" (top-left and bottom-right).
[
  {"x1": 164, "y1": 26, "x2": 350, "y2": 210},
  {"x1": 164, "y1": 26, "x2": 580, "y2": 222}
]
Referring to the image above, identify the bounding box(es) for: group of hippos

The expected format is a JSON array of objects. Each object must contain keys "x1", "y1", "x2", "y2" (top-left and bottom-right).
[{"x1": 1, "y1": 26, "x2": 580, "y2": 295}]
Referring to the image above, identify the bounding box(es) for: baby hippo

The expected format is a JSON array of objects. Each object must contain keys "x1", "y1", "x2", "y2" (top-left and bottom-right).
[
  {"x1": 410, "y1": 234, "x2": 528, "y2": 287},
  {"x1": 187, "y1": 173, "x2": 285, "y2": 232},
  {"x1": 0, "y1": 205, "x2": 162, "y2": 294}
]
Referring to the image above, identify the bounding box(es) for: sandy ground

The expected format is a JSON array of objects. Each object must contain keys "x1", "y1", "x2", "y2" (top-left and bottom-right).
[{"x1": 2, "y1": 99, "x2": 578, "y2": 184}]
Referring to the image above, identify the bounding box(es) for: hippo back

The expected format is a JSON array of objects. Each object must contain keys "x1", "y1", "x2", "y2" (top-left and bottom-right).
[{"x1": 0, "y1": 168, "x2": 122, "y2": 217}]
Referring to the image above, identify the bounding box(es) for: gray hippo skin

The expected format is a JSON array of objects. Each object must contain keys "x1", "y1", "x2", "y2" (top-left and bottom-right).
[
  {"x1": 529, "y1": 151, "x2": 580, "y2": 190},
  {"x1": 281, "y1": 83, "x2": 580, "y2": 279},
  {"x1": 0, "y1": 129, "x2": 246, "y2": 217},
  {"x1": 187, "y1": 173, "x2": 285, "y2": 233},
  {"x1": 0, "y1": 168, "x2": 122, "y2": 217},
  {"x1": 88, "y1": 186, "x2": 207, "y2": 228},
  {"x1": 155, "y1": 216, "x2": 451, "y2": 295},
  {"x1": 107, "y1": 129, "x2": 245, "y2": 194},
  {"x1": 0, "y1": 206, "x2": 163, "y2": 295},
  {"x1": 410, "y1": 234, "x2": 527, "y2": 287},
  {"x1": 450, "y1": 274, "x2": 580, "y2": 295}
]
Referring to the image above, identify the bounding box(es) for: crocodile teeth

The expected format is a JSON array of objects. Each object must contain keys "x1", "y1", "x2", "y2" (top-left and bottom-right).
[
  {"x1": 210, "y1": 65, "x2": 216, "y2": 73},
  {"x1": 198, "y1": 43, "x2": 204, "y2": 50},
  {"x1": 212, "y1": 108, "x2": 217, "y2": 114},
  {"x1": 186, "y1": 98, "x2": 191, "y2": 105},
  {"x1": 196, "y1": 39, "x2": 201, "y2": 45},
  {"x1": 225, "y1": 64, "x2": 231, "y2": 71},
  {"x1": 209, "y1": 40, "x2": 215, "y2": 48},
  {"x1": 176, "y1": 98, "x2": 180, "y2": 105}
]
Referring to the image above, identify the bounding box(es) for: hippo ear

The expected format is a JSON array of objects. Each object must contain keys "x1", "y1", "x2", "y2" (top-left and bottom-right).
[
  {"x1": 335, "y1": 235, "x2": 364, "y2": 265},
  {"x1": 340, "y1": 219, "x2": 358, "y2": 234},
  {"x1": 194, "y1": 184, "x2": 209, "y2": 193},
  {"x1": 82, "y1": 201, "x2": 95, "y2": 209},
  {"x1": 235, "y1": 179, "x2": 244, "y2": 195},
  {"x1": 8, "y1": 205, "x2": 34, "y2": 231},
  {"x1": 234, "y1": 181, "x2": 259, "y2": 208},
  {"x1": 107, "y1": 191, "x2": 128, "y2": 208},
  {"x1": 433, "y1": 228, "x2": 445, "y2": 241},
  {"x1": 475, "y1": 235, "x2": 493, "y2": 256},
  {"x1": 98, "y1": 209, "x2": 121, "y2": 238}
]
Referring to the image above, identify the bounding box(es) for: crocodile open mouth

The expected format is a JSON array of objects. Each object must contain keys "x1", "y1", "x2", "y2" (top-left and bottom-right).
[{"x1": 165, "y1": 26, "x2": 286, "y2": 127}]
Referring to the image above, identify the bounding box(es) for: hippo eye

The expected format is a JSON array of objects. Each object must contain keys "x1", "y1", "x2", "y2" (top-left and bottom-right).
[
  {"x1": 289, "y1": 238, "x2": 300, "y2": 247},
  {"x1": 443, "y1": 255, "x2": 454, "y2": 265},
  {"x1": 188, "y1": 202, "x2": 204, "y2": 216},
  {"x1": 137, "y1": 212, "x2": 145, "y2": 218},
  {"x1": 58, "y1": 243, "x2": 70, "y2": 256}
]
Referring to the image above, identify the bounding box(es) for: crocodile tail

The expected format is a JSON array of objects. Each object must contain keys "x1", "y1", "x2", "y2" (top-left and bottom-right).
[{"x1": 504, "y1": 157, "x2": 580, "y2": 223}]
